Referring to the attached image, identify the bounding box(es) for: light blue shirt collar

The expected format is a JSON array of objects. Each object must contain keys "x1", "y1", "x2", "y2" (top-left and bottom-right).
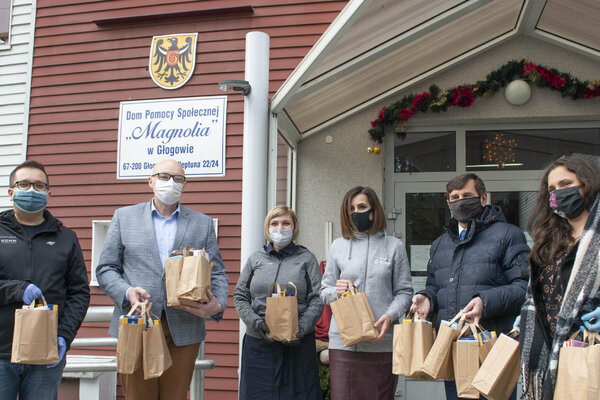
[
  {"x1": 150, "y1": 200, "x2": 180, "y2": 272},
  {"x1": 150, "y1": 199, "x2": 180, "y2": 219}
]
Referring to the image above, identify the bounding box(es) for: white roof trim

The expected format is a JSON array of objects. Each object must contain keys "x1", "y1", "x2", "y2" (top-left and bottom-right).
[
  {"x1": 529, "y1": 29, "x2": 600, "y2": 62},
  {"x1": 270, "y1": 0, "x2": 373, "y2": 114},
  {"x1": 275, "y1": 109, "x2": 302, "y2": 147},
  {"x1": 291, "y1": 0, "x2": 494, "y2": 103},
  {"x1": 517, "y1": 0, "x2": 547, "y2": 34}
]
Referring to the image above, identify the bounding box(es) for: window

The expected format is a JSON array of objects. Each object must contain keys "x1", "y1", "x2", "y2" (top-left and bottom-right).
[
  {"x1": 394, "y1": 131, "x2": 456, "y2": 172},
  {"x1": 466, "y1": 128, "x2": 600, "y2": 170},
  {"x1": 0, "y1": 0, "x2": 11, "y2": 45}
]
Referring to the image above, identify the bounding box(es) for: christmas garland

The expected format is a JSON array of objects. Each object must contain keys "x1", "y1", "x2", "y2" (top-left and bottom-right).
[{"x1": 368, "y1": 59, "x2": 600, "y2": 143}]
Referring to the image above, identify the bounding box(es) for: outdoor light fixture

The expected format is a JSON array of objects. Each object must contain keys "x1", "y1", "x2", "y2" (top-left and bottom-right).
[
  {"x1": 218, "y1": 80, "x2": 251, "y2": 95},
  {"x1": 504, "y1": 79, "x2": 531, "y2": 106}
]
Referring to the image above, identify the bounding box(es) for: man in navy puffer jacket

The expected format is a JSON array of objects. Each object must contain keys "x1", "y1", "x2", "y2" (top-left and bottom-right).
[{"x1": 411, "y1": 173, "x2": 529, "y2": 400}]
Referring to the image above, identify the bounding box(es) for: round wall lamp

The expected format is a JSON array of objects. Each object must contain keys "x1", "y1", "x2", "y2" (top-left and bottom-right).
[{"x1": 504, "y1": 79, "x2": 531, "y2": 106}]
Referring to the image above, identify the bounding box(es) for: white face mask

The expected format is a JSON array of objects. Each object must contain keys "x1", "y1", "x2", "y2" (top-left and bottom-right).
[
  {"x1": 153, "y1": 178, "x2": 184, "y2": 205},
  {"x1": 269, "y1": 228, "x2": 293, "y2": 248}
]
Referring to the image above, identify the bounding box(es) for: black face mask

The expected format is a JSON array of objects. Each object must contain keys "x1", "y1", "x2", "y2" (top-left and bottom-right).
[
  {"x1": 449, "y1": 197, "x2": 483, "y2": 223},
  {"x1": 549, "y1": 186, "x2": 586, "y2": 220},
  {"x1": 352, "y1": 210, "x2": 373, "y2": 232}
]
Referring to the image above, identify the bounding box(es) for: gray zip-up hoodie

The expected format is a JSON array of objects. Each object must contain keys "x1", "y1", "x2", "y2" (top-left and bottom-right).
[
  {"x1": 234, "y1": 244, "x2": 323, "y2": 340},
  {"x1": 320, "y1": 231, "x2": 414, "y2": 352}
]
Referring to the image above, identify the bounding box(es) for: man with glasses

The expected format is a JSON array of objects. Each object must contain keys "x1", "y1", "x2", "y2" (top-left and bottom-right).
[
  {"x1": 0, "y1": 160, "x2": 90, "y2": 399},
  {"x1": 96, "y1": 158, "x2": 228, "y2": 399}
]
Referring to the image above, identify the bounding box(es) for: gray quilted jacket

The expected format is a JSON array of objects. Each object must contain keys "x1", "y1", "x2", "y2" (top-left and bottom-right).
[{"x1": 234, "y1": 244, "x2": 323, "y2": 339}]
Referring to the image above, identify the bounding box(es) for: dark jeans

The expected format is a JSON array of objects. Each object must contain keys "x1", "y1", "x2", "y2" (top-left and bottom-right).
[
  {"x1": 0, "y1": 357, "x2": 66, "y2": 400},
  {"x1": 444, "y1": 380, "x2": 517, "y2": 400}
]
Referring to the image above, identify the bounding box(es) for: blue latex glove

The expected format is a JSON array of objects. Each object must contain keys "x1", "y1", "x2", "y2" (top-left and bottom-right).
[
  {"x1": 581, "y1": 307, "x2": 600, "y2": 333},
  {"x1": 47, "y1": 337, "x2": 66, "y2": 368},
  {"x1": 22, "y1": 284, "x2": 42, "y2": 304},
  {"x1": 513, "y1": 315, "x2": 521, "y2": 329}
]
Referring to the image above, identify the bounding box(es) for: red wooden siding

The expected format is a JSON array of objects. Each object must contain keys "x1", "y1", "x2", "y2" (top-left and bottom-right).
[{"x1": 28, "y1": 1, "x2": 346, "y2": 398}]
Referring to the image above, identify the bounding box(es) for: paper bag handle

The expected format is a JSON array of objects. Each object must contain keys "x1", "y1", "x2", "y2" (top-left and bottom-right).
[
  {"x1": 458, "y1": 322, "x2": 478, "y2": 339},
  {"x1": 144, "y1": 308, "x2": 160, "y2": 326},
  {"x1": 588, "y1": 331, "x2": 600, "y2": 344},
  {"x1": 27, "y1": 295, "x2": 49, "y2": 309},
  {"x1": 336, "y1": 280, "x2": 359, "y2": 299},
  {"x1": 578, "y1": 328, "x2": 600, "y2": 345},
  {"x1": 446, "y1": 310, "x2": 466, "y2": 330},
  {"x1": 169, "y1": 246, "x2": 195, "y2": 257},
  {"x1": 405, "y1": 310, "x2": 428, "y2": 321},
  {"x1": 126, "y1": 301, "x2": 146, "y2": 317},
  {"x1": 267, "y1": 282, "x2": 282, "y2": 297},
  {"x1": 414, "y1": 312, "x2": 427, "y2": 321},
  {"x1": 284, "y1": 282, "x2": 297, "y2": 296}
]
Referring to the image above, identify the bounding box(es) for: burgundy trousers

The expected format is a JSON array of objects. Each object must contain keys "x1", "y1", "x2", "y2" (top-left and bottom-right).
[{"x1": 329, "y1": 349, "x2": 396, "y2": 400}]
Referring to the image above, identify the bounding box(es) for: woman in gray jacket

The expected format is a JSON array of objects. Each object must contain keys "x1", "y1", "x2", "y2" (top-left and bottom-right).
[
  {"x1": 321, "y1": 186, "x2": 414, "y2": 400},
  {"x1": 234, "y1": 205, "x2": 323, "y2": 400}
]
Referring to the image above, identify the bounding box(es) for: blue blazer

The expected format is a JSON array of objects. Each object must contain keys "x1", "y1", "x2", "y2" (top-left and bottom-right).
[{"x1": 96, "y1": 201, "x2": 228, "y2": 346}]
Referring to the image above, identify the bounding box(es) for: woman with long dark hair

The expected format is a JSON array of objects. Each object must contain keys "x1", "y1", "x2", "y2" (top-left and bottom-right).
[
  {"x1": 320, "y1": 186, "x2": 413, "y2": 400},
  {"x1": 520, "y1": 155, "x2": 600, "y2": 399}
]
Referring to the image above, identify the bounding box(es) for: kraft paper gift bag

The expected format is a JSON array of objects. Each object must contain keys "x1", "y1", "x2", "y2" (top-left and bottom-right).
[
  {"x1": 330, "y1": 281, "x2": 379, "y2": 347},
  {"x1": 142, "y1": 312, "x2": 173, "y2": 380},
  {"x1": 265, "y1": 282, "x2": 299, "y2": 342},
  {"x1": 165, "y1": 246, "x2": 194, "y2": 307},
  {"x1": 471, "y1": 329, "x2": 520, "y2": 400},
  {"x1": 554, "y1": 329, "x2": 600, "y2": 400},
  {"x1": 116, "y1": 302, "x2": 145, "y2": 374},
  {"x1": 392, "y1": 313, "x2": 435, "y2": 379},
  {"x1": 422, "y1": 311, "x2": 465, "y2": 381},
  {"x1": 452, "y1": 323, "x2": 480, "y2": 399},
  {"x1": 476, "y1": 324, "x2": 497, "y2": 364},
  {"x1": 11, "y1": 297, "x2": 59, "y2": 365},
  {"x1": 177, "y1": 248, "x2": 212, "y2": 306}
]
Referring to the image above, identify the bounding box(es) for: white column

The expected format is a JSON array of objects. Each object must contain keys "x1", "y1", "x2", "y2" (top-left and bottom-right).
[{"x1": 238, "y1": 30, "x2": 270, "y2": 360}]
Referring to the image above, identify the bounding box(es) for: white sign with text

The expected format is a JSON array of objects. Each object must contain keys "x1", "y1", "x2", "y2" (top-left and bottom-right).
[{"x1": 117, "y1": 96, "x2": 227, "y2": 179}]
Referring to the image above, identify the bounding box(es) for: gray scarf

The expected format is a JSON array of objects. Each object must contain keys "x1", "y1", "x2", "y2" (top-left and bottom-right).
[{"x1": 520, "y1": 195, "x2": 600, "y2": 399}]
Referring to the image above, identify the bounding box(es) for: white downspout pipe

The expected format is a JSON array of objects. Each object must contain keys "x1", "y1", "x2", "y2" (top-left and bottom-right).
[{"x1": 238, "y1": 30, "x2": 270, "y2": 372}]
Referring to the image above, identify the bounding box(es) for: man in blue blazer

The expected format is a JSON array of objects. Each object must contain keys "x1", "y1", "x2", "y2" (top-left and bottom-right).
[{"x1": 96, "y1": 158, "x2": 228, "y2": 400}]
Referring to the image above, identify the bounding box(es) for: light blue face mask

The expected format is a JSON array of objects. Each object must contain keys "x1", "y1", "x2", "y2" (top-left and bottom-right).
[
  {"x1": 12, "y1": 187, "x2": 47, "y2": 213},
  {"x1": 269, "y1": 228, "x2": 293, "y2": 248}
]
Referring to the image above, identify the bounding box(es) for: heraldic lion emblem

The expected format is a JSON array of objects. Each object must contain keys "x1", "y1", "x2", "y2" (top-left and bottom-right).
[{"x1": 149, "y1": 33, "x2": 198, "y2": 90}]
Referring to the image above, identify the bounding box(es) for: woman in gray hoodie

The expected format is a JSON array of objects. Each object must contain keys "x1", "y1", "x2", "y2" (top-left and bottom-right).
[
  {"x1": 320, "y1": 186, "x2": 414, "y2": 400},
  {"x1": 234, "y1": 205, "x2": 323, "y2": 400}
]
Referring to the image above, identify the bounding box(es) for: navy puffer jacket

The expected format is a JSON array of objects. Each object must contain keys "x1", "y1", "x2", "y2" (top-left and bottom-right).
[{"x1": 419, "y1": 205, "x2": 529, "y2": 334}]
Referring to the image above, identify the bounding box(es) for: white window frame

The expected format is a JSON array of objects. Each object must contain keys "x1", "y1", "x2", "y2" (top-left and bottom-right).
[
  {"x1": 267, "y1": 114, "x2": 298, "y2": 210},
  {"x1": 0, "y1": 0, "x2": 13, "y2": 49}
]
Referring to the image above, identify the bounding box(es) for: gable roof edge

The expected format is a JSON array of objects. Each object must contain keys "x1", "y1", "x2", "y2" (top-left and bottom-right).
[{"x1": 270, "y1": 0, "x2": 372, "y2": 115}]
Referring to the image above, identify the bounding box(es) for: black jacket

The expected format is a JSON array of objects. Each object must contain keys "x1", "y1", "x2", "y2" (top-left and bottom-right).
[
  {"x1": 0, "y1": 209, "x2": 90, "y2": 359},
  {"x1": 419, "y1": 205, "x2": 529, "y2": 334}
]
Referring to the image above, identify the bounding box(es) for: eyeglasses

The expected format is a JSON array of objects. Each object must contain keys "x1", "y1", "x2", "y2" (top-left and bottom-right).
[
  {"x1": 151, "y1": 173, "x2": 186, "y2": 184},
  {"x1": 12, "y1": 181, "x2": 49, "y2": 191}
]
